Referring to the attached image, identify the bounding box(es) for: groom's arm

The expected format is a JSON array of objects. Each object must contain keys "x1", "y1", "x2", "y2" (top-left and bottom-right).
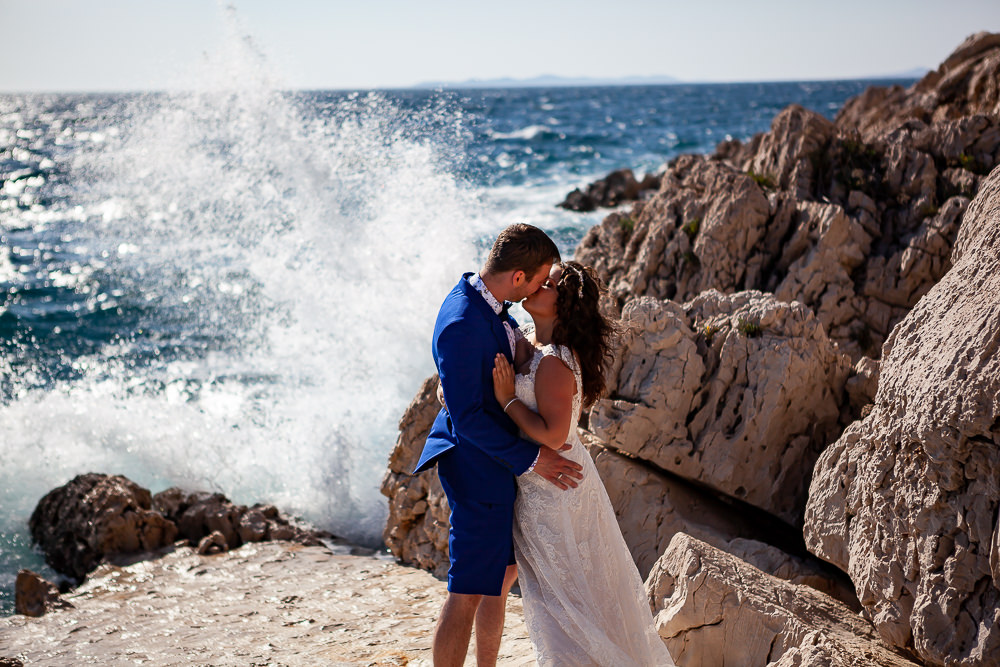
[{"x1": 436, "y1": 319, "x2": 540, "y2": 475}]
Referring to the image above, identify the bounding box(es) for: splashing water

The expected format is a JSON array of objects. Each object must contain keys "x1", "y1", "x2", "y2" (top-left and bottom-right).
[{"x1": 0, "y1": 7, "x2": 496, "y2": 597}]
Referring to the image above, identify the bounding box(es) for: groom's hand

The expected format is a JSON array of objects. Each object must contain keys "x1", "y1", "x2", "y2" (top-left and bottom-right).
[{"x1": 532, "y1": 445, "x2": 584, "y2": 490}]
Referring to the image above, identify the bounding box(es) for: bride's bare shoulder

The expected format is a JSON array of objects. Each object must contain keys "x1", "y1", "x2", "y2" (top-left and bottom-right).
[{"x1": 535, "y1": 353, "x2": 576, "y2": 395}]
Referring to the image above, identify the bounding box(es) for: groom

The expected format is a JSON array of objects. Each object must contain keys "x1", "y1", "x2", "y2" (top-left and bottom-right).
[{"x1": 414, "y1": 223, "x2": 584, "y2": 666}]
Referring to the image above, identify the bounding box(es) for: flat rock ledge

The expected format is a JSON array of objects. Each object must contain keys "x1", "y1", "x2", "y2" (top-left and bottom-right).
[
  {"x1": 0, "y1": 541, "x2": 534, "y2": 667},
  {"x1": 648, "y1": 533, "x2": 920, "y2": 667}
]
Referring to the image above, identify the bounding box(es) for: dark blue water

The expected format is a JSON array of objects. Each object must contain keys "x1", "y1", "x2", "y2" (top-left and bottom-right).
[{"x1": 0, "y1": 77, "x2": 915, "y2": 614}]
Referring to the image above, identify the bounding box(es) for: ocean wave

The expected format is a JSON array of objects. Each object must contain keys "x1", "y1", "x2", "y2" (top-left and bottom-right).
[{"x1": 490, "y1": 124, "x2": 561, "y2": 141}]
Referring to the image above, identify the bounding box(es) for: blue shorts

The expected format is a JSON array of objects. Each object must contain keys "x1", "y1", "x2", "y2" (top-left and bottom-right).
[{"x1": 440, "y1": 481, "x2": 516, "y2": 596}]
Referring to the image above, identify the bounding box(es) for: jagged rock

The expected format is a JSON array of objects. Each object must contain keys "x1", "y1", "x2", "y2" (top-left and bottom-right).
[
  {"x1": 237, "y1": 509, "x2": 268, "y2": 543},
  {"x1": 747, "y1": 104, "x2": 837, "y2": 198},
  {"x1": 576, "y1": 77, "x2": 999, "y2": 362},
  {"x1": 559, "y1": 187, "x2": 596, "y2": 212},
  {"x1": 647, "y1": 533, "x2": 919, "y2": 667},
  {"x1": 14, "y1": 569, "x2": 72, "y2": 617},
  {"x1": 380, "y1": 375, "x2": 451, "y2": 577},
  {"x1": 589, "y1": 291, "x2": 849, "y2": 526},
  {"x1": 174, "y1": 492, "x2": 242, "y2": 549},
  {"x1": 152, "y1": 489, "x2": 326, "y2": 549},
  {"x1": 578, "y1": 155, "x2": 770, "y2": 307},
  {"x1": 29, "y1": 473, "x2": 178, "y2": 580},
  {"x1": 0, "y1": 659, "x2": 24, "y2": 667},
  {"x1": 197, "y1": 531, "x2": 229, "y2": 555},
  {"x1": 592, "y1": 443, "x2": 857, "y2": 607},
  {"x1": 559, "y1": 168, "x2": 660, "y2": 211},
  {"x1": 804, "y1": 165, "x2": 1000, "y2": 665},
  {"x1": 590, "y1": 441, "x2": 749, "y2": 578},
  {"x1": 837, "y1": 32, "x2": 1000, "y2": 141}
]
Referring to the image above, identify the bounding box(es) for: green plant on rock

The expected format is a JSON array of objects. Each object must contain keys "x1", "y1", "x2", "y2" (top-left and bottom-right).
[
  {"x1": 703, "y1": 323, "x2": 721, "y2": 344},
  {"x1": 680, "y1": 250, "x2": 698, "y2": 266},
  {"x1": 842, "y1": 138, "x2": 879, "y2": 162},
  {"x1": 619, "y1": 216, "x2": 635, "y2": 232},
  {"x1": 736, "y1": 317, "x2": 762, "y2": 338},
  {"x1": 953, "y1": 152, "x2": 990, "y2": 175},
  {"x1": 682, "y1": 217, "x2": 701, "y2": 239},
  {"x1": 830, "y1": 136, "x2": 887, "y2": 200},
  {"x1": 747, "y1": 170, "x2": 776, "y2": 190}
]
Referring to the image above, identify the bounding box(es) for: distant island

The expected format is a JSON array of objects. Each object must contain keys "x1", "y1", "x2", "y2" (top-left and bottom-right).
[
  {"x1": 411, "y1": 74, "x2": 682, "y2": 89},
  {"x1": 411, "y1": 69, "x2": 929, "y2": 90}
]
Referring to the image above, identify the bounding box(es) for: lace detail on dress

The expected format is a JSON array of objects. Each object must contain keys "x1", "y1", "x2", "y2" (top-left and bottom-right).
[{"x1": 513, "y1": 343, "x2": 674, "y2": 667}]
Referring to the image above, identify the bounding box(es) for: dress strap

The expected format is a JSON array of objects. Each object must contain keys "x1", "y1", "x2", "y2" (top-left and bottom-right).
[{"x1": 541, "y1": 343, "x2": 577, "y2": 372}]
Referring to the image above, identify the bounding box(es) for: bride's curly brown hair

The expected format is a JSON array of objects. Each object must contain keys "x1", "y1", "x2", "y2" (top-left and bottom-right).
[{"x1": 551, "y1": 261, "x2": 616, "y2": 408}]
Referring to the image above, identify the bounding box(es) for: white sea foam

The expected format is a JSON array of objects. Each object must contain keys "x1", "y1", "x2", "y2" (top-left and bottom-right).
[{"x1": 491, "y1": 124, "x2": 559, "y2": 141}]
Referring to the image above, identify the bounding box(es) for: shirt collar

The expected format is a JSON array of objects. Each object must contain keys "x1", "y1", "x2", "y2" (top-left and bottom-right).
[{"x1": 468, "y1": 273, "x2": 505, "y2": 316}]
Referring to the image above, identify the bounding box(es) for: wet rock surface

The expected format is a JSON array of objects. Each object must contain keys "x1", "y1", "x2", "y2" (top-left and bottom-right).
[{"x1": 559, "y1": 168, "x2": 660, "y2": 211}]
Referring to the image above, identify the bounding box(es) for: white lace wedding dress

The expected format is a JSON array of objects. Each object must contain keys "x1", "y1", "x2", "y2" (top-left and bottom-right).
[{"x1": 513, "y1": 342, "x2": 674, "y2": 667}]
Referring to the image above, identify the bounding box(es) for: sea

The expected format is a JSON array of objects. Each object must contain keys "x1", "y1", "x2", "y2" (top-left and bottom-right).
[{"x1": 0, "y1": 25, "x2": 916, "y2": 614}]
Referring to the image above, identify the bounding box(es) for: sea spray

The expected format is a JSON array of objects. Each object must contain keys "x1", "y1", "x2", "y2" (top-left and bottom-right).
[{"x1": 0, "y1": 7, "x2": 496, "y2": 612}]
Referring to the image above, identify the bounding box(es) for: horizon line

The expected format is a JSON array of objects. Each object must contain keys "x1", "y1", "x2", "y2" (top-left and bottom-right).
[{"x1": 0, "y1": 72, "x2": 926, "y2": 97}]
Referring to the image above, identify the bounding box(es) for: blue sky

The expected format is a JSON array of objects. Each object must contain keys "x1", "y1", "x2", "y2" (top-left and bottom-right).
[{"x1": 2, "y1": 0, "x2": 999, "y2": 91}]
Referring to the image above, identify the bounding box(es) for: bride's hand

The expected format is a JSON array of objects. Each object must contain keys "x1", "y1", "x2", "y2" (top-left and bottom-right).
[{"x1": 492, "y1": 353, "x2": 516, "y2": 406}]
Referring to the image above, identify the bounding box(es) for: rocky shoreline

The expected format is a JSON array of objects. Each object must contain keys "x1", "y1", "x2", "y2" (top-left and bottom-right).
[
  {"x1": 384, "y1": 31, "x2": 1000, "y2": 666},
  {"x1": 0, "y1": 473, "x2": 535, "y2": 665},
  {"x1": 3, "y1": 31, "x2": 1000, "y2": 667}
]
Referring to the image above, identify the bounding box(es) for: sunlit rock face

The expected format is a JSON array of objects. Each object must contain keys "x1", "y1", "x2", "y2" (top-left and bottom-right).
[{"x1": 805, "y1": 164, "x2": 1000, "y2": 665}]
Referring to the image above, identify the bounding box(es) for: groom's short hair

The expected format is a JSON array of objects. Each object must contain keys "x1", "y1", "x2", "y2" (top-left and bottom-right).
[{"x1": 485, "y1": 224, "x2": 560, "y2": 277}]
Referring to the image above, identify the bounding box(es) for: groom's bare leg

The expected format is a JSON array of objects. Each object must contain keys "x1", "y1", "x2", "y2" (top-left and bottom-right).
[
  {"x1": 433, "y1": 592, "x2": 481, "y2": 667},
  {"x1": 473, "y1": 564, "x2": 518, "y2": 667}
]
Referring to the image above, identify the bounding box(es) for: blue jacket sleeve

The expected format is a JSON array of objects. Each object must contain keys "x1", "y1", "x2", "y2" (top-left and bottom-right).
[{"x1": 436, "y1": 318, "x2": 540, "y2": 475}]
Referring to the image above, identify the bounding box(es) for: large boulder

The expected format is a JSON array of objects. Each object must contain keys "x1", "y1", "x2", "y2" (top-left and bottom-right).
[
  {"x1": 590, "y1": 291, "x2": 850, "y2": 526},
  {"x1": 29, "y1": 473, "x2": 178, "y2": 581},
  {"x1": 804, "y1": 165, "x2": 1000, "y2": 665},
  {"x1": 647, "y1": 533, "x2": 919, "y2": 667},
  {"x1": 593, "y1": 443, "x2": 857, "y2": 607},
  {"x1": 380, "y1": 375, "x2": 451, "y2": 577}
]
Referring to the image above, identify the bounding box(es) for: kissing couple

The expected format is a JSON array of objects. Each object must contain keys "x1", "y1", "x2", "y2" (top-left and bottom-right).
[{"x1": 414, "y1": 224, "x2": 674, "y2": 666}]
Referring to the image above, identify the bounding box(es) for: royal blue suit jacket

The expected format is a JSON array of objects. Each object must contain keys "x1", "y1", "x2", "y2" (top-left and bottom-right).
[{"x1": 414, "y1": 273, "x2": 541, "y2": 504}]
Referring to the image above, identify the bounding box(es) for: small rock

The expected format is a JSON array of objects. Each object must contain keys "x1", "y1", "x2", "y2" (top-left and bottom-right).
[
  {"x1": 238, "y1": 509, "x2": 268, "y2": 543},
  {"x1": 558, "y1": 188, "x2": 596, "y2": 212},
  {"x1": 197, "y1": 531, "x2": 229, "y2": 555},
  {"x1": 14, "y1": 569, "x2": 72, "y2": 617}
]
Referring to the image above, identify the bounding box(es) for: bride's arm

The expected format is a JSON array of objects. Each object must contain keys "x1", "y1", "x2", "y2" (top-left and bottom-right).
[{"x1": 493, "y1": 353, "x2": 575, "y2": 450}]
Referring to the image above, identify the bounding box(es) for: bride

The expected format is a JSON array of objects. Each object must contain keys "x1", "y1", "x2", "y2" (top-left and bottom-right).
[{"x1": 492, "y1": 261, "x2": 674, "y2": 666}]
